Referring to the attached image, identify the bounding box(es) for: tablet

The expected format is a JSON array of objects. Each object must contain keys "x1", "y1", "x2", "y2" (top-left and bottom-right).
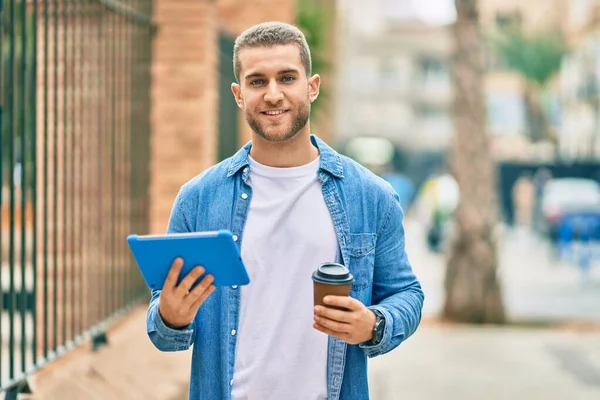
[{"x1": 127, "y1": 230, "x2": 250, "y2": 290}]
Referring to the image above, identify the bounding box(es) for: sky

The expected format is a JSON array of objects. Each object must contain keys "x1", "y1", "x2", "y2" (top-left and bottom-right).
[
  {"x1": 381, "y1": 0, "x2": 457, "y2": 25},
  {"x1": 411, "y1": 0, "x2": 457, "y2": 24},
  {"x1": 341, "y1": 0, "x2": 457, "y2": 37}
]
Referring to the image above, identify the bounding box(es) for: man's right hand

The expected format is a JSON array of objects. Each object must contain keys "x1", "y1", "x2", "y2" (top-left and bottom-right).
[{"x1": 158, "y1": 257, "x2": 216, "y2": 329}]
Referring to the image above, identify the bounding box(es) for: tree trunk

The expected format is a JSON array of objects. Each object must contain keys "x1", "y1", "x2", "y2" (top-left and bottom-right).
[
  {"x1": 444, "y1": 0, "x2": 505, "y2": 324},
  {"x1": 524, "y1": 85, "x2": 554, "y2": 144}
]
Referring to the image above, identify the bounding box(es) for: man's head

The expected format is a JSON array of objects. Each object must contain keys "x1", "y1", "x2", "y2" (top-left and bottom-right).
[{"x1": 231, "y1": 22, "x2": 320, "y2": 143}]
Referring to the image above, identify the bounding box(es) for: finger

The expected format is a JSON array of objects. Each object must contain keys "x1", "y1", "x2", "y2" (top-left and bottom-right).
[
  {"x1": 189, "y1": 282, "x2": 216, "y2": 310},
  {"x1": 314, "y1": 305, "x2": 354, "y2": 323},
  {"x1": 313, "y1": 322, "x2": 347, "y2": 341},
  {"x1": 176, "y1": 265, "x2": 206, "y2": 295},
  {"x1": 186, "y1": 274, "x2": 215, "y2": 305},
  {"x1": 164, "y1": 257, "x2": 184, "y2": 289},
  {"x1": 313, "y1": 315, "x2": 351, "y2": 334},
  {"x1": 322, "y1": 295, "x2": 360, "y2": 311}
]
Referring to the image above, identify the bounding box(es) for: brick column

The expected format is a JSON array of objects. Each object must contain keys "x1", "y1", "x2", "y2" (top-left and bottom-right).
[{"x1": 151, "y1": 0, "x2": 219, "y2": 234}]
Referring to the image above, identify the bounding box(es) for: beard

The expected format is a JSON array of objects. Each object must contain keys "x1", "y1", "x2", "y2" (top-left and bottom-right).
[{"x1": 245, "y1": 98, "x2": 310, "y2": 142}]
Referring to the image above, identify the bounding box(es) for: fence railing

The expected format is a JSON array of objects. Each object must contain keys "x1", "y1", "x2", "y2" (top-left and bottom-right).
[{"x1": 0, "y1": 0, "x2": 154, "y2": 395}]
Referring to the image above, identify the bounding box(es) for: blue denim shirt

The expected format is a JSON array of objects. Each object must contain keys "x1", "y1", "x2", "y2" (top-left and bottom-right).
[{"x1": 146, "y1": 135, "x2": 424, "y2": 400}]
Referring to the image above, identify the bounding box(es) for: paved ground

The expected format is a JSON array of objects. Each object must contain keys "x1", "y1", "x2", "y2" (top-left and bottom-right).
[
  {"x1": 25, "y1": 306, "x2": 191, "y2": 400},
  {"x1": 8, "y1": 219, "x2": 600, "y2": 398},
  {"x1": 405, "y1": 219, "x2": 600, "y2": 322},
  {"x1": 25, "y1": 305, "x2": 600, "y2": 400},
  {"x1": 365, "y1": 219, "x2": 600, "y2": 399},
  {"x1": 368, "y1": 324, "x2": 600, "y2": 400}
]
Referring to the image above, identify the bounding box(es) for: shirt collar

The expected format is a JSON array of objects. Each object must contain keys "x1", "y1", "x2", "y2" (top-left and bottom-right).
[{"x1": 226, "y1": 134, "x2": 344, "y2": 179}]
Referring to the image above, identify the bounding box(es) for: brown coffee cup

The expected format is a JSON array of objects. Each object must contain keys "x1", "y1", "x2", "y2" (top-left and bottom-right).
[{"x1": 312, "y1": 263, "x2": 354, "y2": 311}]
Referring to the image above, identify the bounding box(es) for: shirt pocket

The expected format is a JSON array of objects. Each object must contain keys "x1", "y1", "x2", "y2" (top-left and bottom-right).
[{"x1": 346, "y1": 233, "x2": 377, "y2": 293}]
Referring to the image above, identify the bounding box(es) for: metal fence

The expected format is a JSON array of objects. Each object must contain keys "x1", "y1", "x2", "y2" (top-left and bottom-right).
[{"x1": 0, "y1": 0, "x2": 153, "y2": 395}]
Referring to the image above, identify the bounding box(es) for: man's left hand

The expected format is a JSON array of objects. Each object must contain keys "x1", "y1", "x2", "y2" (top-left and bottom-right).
[{"x1": 313, "y1": 296, "x2": 376, "y2": 345}]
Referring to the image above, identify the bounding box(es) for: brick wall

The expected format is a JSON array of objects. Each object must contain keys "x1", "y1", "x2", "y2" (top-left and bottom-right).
[
  {"x1": 150, "y1": 0, "x2": 296, "y2": 233},
  {"x1": 150, "y1": 0, "x2": 218, "y2": 234}
]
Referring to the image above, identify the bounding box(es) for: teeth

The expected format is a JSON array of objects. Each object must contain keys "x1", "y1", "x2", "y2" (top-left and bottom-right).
[{"x1": 265, "y1": 110, "x2": 286, "y2": 115}]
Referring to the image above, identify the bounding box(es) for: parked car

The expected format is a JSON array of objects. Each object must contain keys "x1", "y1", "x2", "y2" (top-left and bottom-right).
[{"x1": 539, "y1": 178, "x2": 600, "y2": 241}]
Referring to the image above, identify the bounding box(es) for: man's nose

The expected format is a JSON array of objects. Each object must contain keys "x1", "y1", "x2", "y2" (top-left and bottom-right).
[{"x1": 264, "y1": 81, "x2": 284, "y2": 104}]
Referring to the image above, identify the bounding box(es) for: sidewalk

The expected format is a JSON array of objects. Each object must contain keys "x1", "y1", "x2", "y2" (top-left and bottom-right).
[
  {"x1": 23, "y1": 303, "x2": 600, "y2": 399},
  {"x1": 368, "y1": 323, "x2": 600, "y2": 400},
  {"x1": 404, "y1": 219, "x2": 600, "y2": 323},
  {"x1": 27, "y1": 305, "x2": 191, "y2": 400}
]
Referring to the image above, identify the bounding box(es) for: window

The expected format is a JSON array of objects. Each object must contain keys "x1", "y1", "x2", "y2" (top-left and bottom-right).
[
  {"x1": 486, "y1": 92, "x2": 526, "y2": 133},
  {"x1": 380, "y1": 59, "x2": 397, "y2": 85},
  {"x1": 418, "y1": 57, "x2": 450, "y2": 91},
  {"x1": 495, "y1": 11, "x2": 522, "y2": 30},
  {"x1": 417, "y1": 105, "x2": 452, "y2": 138},
  {"x1": 349, "y1": 56, "x2": 378, "y2": 93}
]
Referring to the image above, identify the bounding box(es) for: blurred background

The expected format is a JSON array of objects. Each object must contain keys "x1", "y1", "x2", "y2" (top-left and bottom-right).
[{"x1": 1, "y1": 0, "x2": 600, "y2": 398}]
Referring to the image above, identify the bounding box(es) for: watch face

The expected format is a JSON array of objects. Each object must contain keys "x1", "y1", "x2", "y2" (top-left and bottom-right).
[
  {"x1": 376, "y1": 316, "x2": 385, "y2": 336},
  {"x1": 369, "y1": 310, "x2": 385, "y2": 344}
]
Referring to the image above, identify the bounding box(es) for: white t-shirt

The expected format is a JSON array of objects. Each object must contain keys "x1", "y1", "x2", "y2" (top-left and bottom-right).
[{"x1": 231, "y1": 155, "x2": 339, "y2": 400}]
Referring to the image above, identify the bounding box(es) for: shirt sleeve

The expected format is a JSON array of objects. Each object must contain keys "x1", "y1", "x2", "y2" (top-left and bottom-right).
[
  {"x1": 359, "y1": 189, "x2": 424, "y2": 357},
  {"x1": 146, "y1": 188, "x2": 197, "y2": 351}
]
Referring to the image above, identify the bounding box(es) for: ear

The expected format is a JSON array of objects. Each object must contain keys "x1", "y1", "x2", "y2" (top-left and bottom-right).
[
  {"x1": 308, "y1": 74, "x2": 321, "y2": 103},
  {"x1": 231, "y1": 83, "x2": 243, "y2": 108}
]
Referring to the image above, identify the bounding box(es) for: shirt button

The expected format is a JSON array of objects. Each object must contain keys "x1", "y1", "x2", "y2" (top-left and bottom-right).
[
  {"x1": 232, "y1": 235, "x2": 238, "y2": 242},
  {"x1": 231, "y1": 285, "x2": 238, "y2": 289},
  {"x1": 231, "y1": 329, "x2": 237, "y2": 336},
  {"x1": 241, "y1": 193, "x2": 248, "y2": 199},
  {"x1": 230, "y1": 379, "x2": 234, "y2": 386},
  {"x1": 243, "y1": 167, "x2": 249, "y2": 173}
]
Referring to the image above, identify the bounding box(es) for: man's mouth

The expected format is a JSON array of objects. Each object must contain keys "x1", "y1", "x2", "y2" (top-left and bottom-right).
[{"x1": 261, "y1": 109, "x2": 289, "y2": 116}]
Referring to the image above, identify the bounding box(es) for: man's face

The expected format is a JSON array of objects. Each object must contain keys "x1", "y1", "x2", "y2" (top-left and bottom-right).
[{"x1": 231, "y1": 44, "x2": 320, "y2": 142}]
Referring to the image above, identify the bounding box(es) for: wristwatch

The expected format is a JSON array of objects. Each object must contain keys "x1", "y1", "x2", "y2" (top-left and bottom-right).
[{"x1": 366, "y1": 309, "x2": 385, "y2": 346}]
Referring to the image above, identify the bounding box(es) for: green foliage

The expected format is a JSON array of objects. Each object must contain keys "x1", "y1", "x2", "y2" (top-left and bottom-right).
[
  {"x1": 489, "y1": 27, "x2": 568, "y2": 87},
  {"x1": 296, "y1": 0, "x2": 333, "y2": 116}
]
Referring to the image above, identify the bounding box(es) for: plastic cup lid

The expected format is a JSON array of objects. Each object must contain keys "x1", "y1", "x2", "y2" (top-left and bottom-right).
[{"x1": 312, "y1": 262, "x2": 354, "y2": 285}]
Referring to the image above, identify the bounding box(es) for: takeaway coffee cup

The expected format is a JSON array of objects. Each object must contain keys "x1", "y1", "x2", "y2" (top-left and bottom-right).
[{"x1": 312, "y1": 263, "x2": 354, "y2": 310}]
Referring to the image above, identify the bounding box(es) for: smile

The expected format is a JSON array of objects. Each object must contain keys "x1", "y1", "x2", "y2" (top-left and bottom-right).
[{"x1": 261, "y1": 110, "x2": 289, "y2": 116}]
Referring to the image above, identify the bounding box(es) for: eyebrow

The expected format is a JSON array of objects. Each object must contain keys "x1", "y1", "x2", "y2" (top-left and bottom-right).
[
  {"x1": 278, "y1": 69, "x2": 300, "y2": 75},
  {"x1": 244, "y1": 69, "x2": 300, "y2": 81}
]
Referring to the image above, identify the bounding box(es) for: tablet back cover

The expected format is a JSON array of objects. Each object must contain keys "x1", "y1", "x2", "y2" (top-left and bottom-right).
[{"x1": 127, "y1": 230, "x2": 249, "y2": 290}]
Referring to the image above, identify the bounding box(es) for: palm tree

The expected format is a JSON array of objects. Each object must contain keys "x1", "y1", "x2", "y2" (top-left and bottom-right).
[
  {"x1": 489, "y1": 28, "x2": 567, "y2": 143},
  {"x1": 444, "y1": 0, "x2": 505, "y2": 324},
  {"x1": 296, "y1": 0, "x2": 333, "y2": 117}
]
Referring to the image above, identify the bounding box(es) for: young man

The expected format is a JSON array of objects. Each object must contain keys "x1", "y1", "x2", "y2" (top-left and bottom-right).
[{"x1": 146, "y1": 21, "x2": 424, "y2": 400}]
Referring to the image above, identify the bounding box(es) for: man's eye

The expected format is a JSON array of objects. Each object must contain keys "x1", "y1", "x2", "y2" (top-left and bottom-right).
[
  {"x1": 282, "y1": 76, "x2": 295, "y2": 82},
  {"x1": 250, "y1": 79, "x2": 264, "y2": 85}
]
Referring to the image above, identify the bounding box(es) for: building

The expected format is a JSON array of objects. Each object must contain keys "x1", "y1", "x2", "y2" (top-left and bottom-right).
[
  {"x1": 333, "y1": 0, "x2": 570, "y2": 163},
  {"x1": 481, "y1": 0, "x2": 569, "y2": 161},
  {"x1": 559, "y1": 0, "x2": 600, "y2": 161},
  {"x1": 334, "y1": 0, "x2": 454, "y2": 154}
]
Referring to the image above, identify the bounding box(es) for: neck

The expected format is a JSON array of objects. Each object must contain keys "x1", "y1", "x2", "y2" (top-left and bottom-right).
[{"x1": 249, "y1": 127, "x2": 319, "y2": 167}]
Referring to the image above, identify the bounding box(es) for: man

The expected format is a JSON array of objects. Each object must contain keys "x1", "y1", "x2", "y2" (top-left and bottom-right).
[{"x1": 146, "y1": 21, "x2": 424, "y2": 400}]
